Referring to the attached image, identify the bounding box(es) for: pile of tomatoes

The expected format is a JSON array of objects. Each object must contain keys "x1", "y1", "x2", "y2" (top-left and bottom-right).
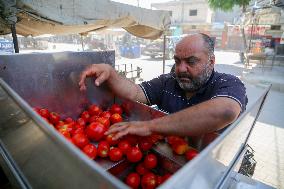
[
  {"x1": 166, "y1": 136, "x2": 199, "y2": 161},
  {"x1": 34, "y1": 103, "x2": 198, "y2": 189},
  {"x1": 124, "y1": 152, "x2": 173, "y2": 189},
  {"x1": 34, "y1": 104, "x2": 125, "y2": 160}
]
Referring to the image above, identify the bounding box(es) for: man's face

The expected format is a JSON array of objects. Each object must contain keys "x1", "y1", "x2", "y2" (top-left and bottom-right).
[{"x1": 174, "y1": 35, "x2": 214, "y2": 92}]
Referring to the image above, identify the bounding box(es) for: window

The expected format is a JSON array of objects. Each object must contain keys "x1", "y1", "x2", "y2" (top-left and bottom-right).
[
  {"x1": 271, "y1": 25, "x2": 281, "y2": 30},
  {"x1": 189, "y1": 9, "x2": 197, "y2": 16}
]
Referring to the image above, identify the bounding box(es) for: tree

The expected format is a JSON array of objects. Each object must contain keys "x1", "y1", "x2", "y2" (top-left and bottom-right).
[
  {"x1": 208, "y1": 0, "x2": 251, "y2": 12},
  {"x1": 208, "y1": 0, "x2": 252, "y2": 62}
]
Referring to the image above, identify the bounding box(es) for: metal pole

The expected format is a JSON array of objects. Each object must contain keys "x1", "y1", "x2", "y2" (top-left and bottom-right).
[
  {"x1": 163, "y1": 35, "x2": 166, "y2": 74},
  {"x1": 11, "y1": 24, "x2": 19, "y2": 53},
  {"x1": 248, "y1": 23, "x2": 254, "y2": 54},
  {"x1": 80, "y1": 35, "x2": 84, "y2": 51}
]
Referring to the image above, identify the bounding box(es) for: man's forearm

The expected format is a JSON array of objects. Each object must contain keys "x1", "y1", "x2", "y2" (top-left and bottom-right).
[
  {"x1": 107, "y1": 69, "x2": 147, "y2": 103},
  {"x1": 148, "y1": 97, "x2": 241, "y2": 136}
]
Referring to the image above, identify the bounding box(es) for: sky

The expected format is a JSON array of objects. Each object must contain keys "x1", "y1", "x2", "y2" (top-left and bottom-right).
[{"x1": 111, "y1": 0, "x2": 171, "y2": 9}]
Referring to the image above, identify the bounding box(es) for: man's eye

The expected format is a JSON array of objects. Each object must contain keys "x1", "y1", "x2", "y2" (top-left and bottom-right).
[
  {"x1": 174, "y1": 59, "x2": 180, "y2": 64},
  {"x1": 186, "y1": 59, "x2": 197, "y2": 64}
]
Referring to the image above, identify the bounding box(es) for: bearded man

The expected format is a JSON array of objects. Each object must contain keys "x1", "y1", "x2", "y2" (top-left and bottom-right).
[{"x1": 79, "y1": 33, "x2": 247, "y2": 140}]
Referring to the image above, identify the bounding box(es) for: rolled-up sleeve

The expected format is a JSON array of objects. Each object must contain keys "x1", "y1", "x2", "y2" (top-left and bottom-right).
[
  {"x1": 139, "y1": 75, "x2": 168, "y2": 106},
  {"x1": 210, "y1": 75, "x2": 248, "y2": 112}
]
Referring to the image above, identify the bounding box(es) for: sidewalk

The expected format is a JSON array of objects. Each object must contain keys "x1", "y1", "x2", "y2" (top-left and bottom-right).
[
  {"x1": 247, "y1": 88, "x2": 284, "y2": 189},
  {"x1": 242, "y1": 61, "x2": 284, "y2": 92},
  {"x1": 216, "y1": 52, "x2": 284, "y2": 188}
]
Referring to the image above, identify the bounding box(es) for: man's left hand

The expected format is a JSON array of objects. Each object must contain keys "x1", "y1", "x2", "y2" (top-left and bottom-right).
[{"x1": 105, "y1": 121, "x2": 152, "y2": 140}]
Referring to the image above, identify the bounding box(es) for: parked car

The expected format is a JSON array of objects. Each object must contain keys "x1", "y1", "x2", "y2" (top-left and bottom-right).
[{"x1": 142, "y1": 36, "x2": 182, "y2": 59}]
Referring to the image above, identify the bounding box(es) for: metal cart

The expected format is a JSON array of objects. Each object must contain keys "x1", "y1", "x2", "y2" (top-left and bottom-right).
[{"x1": 0, "y1": 51, "x2": 272, "y2": 189}]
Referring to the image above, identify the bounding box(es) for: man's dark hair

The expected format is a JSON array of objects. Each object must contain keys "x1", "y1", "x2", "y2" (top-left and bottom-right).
[{"x1": 199, "y1": 33, "x2": 214, "y2": 56}]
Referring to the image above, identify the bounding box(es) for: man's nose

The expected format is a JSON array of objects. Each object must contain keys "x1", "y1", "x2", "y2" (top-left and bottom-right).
[{"x1": 176, "y1": 61, "x2": 189, "y2": 73}]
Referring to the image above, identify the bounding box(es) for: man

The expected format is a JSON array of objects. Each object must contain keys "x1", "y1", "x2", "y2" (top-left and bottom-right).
[{"x1": 79, "y1": 33, "x2": 247, "y2": 140}]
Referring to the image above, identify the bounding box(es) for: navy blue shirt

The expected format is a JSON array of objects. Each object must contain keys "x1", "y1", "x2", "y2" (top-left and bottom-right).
[{"x1": 139, "y1": 71, "x2": 247, "y2": 114}]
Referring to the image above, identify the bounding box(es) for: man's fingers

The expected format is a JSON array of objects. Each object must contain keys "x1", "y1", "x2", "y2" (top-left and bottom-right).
[
  {"x1": 78, "y1": 71, "x2": 87, "y2": 91},
  {"x1": 79, "y1": 66, "x2": 99, "y2": 89},
  {"x1": 105, "y1": 124, "x2": 128, "y2": 135},
  {"x1": 95, "y1": 72, "x2": 108, "y2": 86},
  {"x1": 113, "y1": 130, "x2": 129, "y2": 140}
]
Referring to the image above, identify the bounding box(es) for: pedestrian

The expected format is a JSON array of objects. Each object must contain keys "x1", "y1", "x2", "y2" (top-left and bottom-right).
[{"x1": 79, "y1": 33, "x2": 247, "y2": 140}]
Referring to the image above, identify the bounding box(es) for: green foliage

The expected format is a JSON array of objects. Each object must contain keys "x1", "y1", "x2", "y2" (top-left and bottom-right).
[{"x1": 208, "y1": 0, "x2": 251, "y2": 12}]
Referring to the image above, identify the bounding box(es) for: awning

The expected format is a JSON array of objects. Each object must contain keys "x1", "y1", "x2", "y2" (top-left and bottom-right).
[{"x1": 0, "y1": 0, "x2": 171, "y2": 40}]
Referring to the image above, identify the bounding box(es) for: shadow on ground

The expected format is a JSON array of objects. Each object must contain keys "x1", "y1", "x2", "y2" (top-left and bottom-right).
[{"x1": 215, "y1": 62, "x2": 245, "y2": 76}]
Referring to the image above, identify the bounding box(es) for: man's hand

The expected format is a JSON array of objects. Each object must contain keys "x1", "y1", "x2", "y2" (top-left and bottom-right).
[
  {"x1": 105, "y1": 121, "x2": 152, "y2": 140},
  {"x1": 78, "y1": 63, "x2": 148, "y2": 103},
  {"x1": 79, "y1": 64, "x2": 113, "y2": 91}
]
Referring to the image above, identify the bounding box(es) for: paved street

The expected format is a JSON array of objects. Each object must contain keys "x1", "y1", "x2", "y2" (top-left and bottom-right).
[{"x1": 117, "y1": 51, "x2": 284, "y2": 188}]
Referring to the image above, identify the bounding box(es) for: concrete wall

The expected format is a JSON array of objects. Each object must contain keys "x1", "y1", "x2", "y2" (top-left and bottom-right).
[{"x1": 152, "y1": 0, "x2": 213, "y2": 24}]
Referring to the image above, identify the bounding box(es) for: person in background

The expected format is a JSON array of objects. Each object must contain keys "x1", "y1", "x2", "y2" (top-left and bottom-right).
[{"x1": 79, "y1": 33, "x2": 248, "y2": 140}]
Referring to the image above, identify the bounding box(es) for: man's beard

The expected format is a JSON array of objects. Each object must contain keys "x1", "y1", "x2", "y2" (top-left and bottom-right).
[{"x1": 176, "y1": 64, "x2": 212, "y2": 92}]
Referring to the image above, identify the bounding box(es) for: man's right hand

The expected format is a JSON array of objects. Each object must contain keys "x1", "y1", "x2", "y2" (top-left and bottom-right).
[
  {"x1": 79, "y1": 63, "x2": 148, "y2": 104},
  {"x1": 79, "y1": 64, "x2": 114, "y2": 91}
]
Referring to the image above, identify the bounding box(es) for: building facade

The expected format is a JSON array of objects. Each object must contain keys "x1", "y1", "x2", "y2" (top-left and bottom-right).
[{"x1": 151, "y1": 0, "x2": 241, "y2": 49}]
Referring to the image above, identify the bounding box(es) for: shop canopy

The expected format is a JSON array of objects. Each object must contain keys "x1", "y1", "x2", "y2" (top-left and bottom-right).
[{"x1": 0, "y1": 0, "x2": 171, "y2": 39}]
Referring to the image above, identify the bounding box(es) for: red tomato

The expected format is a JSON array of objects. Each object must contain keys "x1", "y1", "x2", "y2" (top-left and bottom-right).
[
  {"x1": 156, "y1": 175, "x2": 163, "y2": 186},
  {"x1": 64, "y1": 117, "x2": 74, "y2": 123},
  {"x1": 143, "y1": 154, "x2": 157, "y2": 169},
  {"x1": 58, "y1": 129, "x2": 71, "y2": 138},
  {"x1": 88, "y1": 104, "x2": 102, "y2": 116},
  {"x1": 74, "y1": 123, "x2": 84, "y2": 130},
  {"x1": 172, "y1": 141, "x2": 189, "y2": 155},
  {"x1": 77, "y1": 118, "x2": 86, "y2": 127},
  {"x1": 89, "y1": 115, "x2": 99, "y2": 123},
  {"x1": 109, "y1": 147, "x2": 123, "y2": 162},
  {"x1": 149, "y1": 134, "x2": 164, "y2": 143},
  {"x1": 127, "y1": 147, "x2": 143, "y2": 163},
  {"x1": 185, "y1": 149, "x2": 198, "y2": 161},
  {"x1": 126, "y1": 172, "x2": 140, "y2": 189},
  {"x1": 136, "y1": 163, "x2": 149, "y2": 175},
  {"x1": 97, "y1": 141, "x2": 110, "y2": 158},
  {"x1": 83, "y1": 144, "x2": 97, "y2": 159},
  {"x1": 71, "y1": 127, "x2": 85, "y2": 136},
  {"x1": 100, "y1": 111, "x2": 111, "y2": 119},
  {"x1": 138, "y1": 139, "x2": 153, "y2": 151},
  {"x1": 39, "y1": 108, "x2": 49, "y2": 119},
  {"x1": 166, "y1": 136, "x2": 186, "y2": 146},
  {"x1": 72, "y1": 133, "x2": 89, "y2": 149},
  {"x1": 66, "y1": 137, "x2": 73, "y2": 143},
  {"x1": 110, "y1": 104, "x2": 123, "y2": 115},
  {"x1": 141, "y1": 173, "x2": 157, "y2": 189},
  {"x1": 49, "y1": 112, "x2": 60, "y2": 125},
  {"x1": 161, "y1": 173, "x2": 171, "y2": 183},
  {"x1": 118, "y1": 140, "x2": 131, "y2": 154},
  {"x1": 123, "y1": 135, "x2": 139, "y2": 146},
  {"x1": 55, "y1": 120, "x2": 65, "y2": 130},
  {"x1": 105, "y1": 134, "x2": 120, "y2": 146},
  {"x1": 86, "y1": 122, "x2": 107, "y2": 141},
  {"x1": 80, "y1": 111, "x2": 90, "y2": 122},
  {"x1": 95, "y1": 117, "x2": 110, "y2": 128},
  {"x1": 110, "y1": 113, "x2": 123, "y2": 124},
  {"x1": 56, "y1": 123, "x2": 74, "y2": 133}
]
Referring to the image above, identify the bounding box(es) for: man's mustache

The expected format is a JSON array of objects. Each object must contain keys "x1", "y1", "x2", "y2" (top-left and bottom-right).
[{"x1": 176, "y1": 73, "x2": 192, "y2": 79}]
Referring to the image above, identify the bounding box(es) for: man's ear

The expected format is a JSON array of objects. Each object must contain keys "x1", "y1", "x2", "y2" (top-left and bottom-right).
[{"x1": 210, "y1": 55, "x2": 215, "y2": 66}]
